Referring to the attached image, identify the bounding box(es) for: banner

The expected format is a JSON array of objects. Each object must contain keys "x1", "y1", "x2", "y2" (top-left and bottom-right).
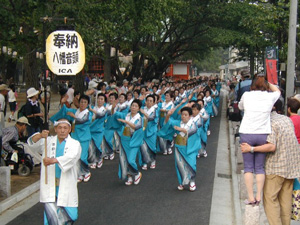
[{"x1": 265, "y1": 47, "x2": 278, "y2": 85}]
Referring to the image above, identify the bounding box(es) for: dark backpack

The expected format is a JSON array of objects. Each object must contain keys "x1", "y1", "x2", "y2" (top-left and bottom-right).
[{"x1": 17, "y1": 104, "x2": 26, "y2": 119}]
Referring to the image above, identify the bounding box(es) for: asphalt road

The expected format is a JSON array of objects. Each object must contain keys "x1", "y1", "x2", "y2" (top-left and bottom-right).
[{"x1": 7, "y1": 109, "x2": 221, "y2": 225}]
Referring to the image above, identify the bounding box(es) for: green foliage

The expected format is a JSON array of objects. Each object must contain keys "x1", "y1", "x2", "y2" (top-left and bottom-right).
[{"x1": 0, "y1": 0, "x2": 295, "y2": 83}]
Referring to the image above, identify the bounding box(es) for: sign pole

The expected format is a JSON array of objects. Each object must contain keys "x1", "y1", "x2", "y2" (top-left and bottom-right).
[{"x1": 41, "y1": 17, "x2": 49, "y2": 184}]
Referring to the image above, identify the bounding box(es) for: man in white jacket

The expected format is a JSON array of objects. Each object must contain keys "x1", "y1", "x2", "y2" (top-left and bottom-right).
[{"x1": 27, "y1": 119, "x2": 81, "y2": 225}]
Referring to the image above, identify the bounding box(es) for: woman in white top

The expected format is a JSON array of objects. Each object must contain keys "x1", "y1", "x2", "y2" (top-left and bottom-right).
[
  {"x1": 239, "y1": 74, "x2": 280, "y2": 205},
  {"x1": 8, "y1": 84, "x2": 17, "y2": 121}
]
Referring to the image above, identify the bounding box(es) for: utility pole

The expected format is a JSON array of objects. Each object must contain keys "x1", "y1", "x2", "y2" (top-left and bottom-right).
[{"x1": 286, "y1": 0, "x2": 298, "y2": 108}]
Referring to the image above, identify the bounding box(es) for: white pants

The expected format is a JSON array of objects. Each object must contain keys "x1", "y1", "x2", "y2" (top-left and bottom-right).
[{"x1": 24, "y1": 143, "x2": 42, "y2": 165}]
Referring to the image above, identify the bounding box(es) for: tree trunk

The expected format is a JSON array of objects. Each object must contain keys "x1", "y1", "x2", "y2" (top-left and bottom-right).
[
  {"x1": 24, "y1": 50, "x2": 38, "y2": 88},
  {"x1": 104, "y1": 43, "x2": 111, "y2": 82},
  {"x1": 74, "y1": 72, "x2": 85, "y2": 94},
  {"x1": 249, "y1": 46, "x2": 255, "y2": 77}
]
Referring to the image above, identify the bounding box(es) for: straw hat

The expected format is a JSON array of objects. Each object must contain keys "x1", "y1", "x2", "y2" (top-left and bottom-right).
[
  {"x1": 27, "y1": 87, "x2": 39, "y2": 98},
  {"x1": 17, "y1": 116, "x2": 31, "y2": 126},
  {"x1": 0, "y1": 84, "x2": 10, "y2": 91}
]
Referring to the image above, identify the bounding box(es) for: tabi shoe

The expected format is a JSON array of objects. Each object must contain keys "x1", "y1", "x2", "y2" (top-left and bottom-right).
[
  {"x1": 197, "y1": 154, "x2": 200, "y2": 159},
  {"x1": 142, "y1": 164, "x2": 147, "y2": 170},
  {"x1": 150, "y1": 161, "x2": 156, "y2": 169},
  {"x1": 189, "y1": 182, "x2": 196, "y2": 192},
  {"x1": 163, "y1": 151, "x2": 168, "y2": 155},
  {"x1": 207, "y1": 130, "x2": 211, "y2": 136},
  {"x1": 97, "y1": 159, "x2": 103, "y2": 168},
  {"x1": 134, "y1": 172, "x2": 142, "y2": 185},
  {"x1": 109, "y1": 153, "x2": 115, "y2": 160},
  {"x1": 203, "y1": 151, "x2": 208, "y2": 158},
  {"x1": 125, "y1": 176, "x2": 133, "y2": 186},
  {"x1": 177, "y1": 185, "x2": 184, "y2": 191},
  {"x1": 83, "y1": 172, "x2": 91, "y2": 182},
  {"x1": 103, "y1": 155, "x2": 109, "y2": 160},
  {"x1": 77, "y1": 175, "x2": 84, "y2": 183},
  {"x1": 90, "y1": 163, "x2": 96, "y2": 169},
  {"x1": 167, "y1": 148, "x2": 173, "y2": 155}
]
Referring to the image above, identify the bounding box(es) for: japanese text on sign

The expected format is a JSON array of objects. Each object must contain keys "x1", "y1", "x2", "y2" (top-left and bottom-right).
[
  {"x1": 53, "y1": 33, "x2": 78, "y2": 48},
  {"x1": 46, "y1": 30, "x2": 85, "y2": 75}
]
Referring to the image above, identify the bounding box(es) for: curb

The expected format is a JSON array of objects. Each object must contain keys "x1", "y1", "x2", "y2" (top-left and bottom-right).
[
  {"x1": 228, "y1": 119, "x2": 243, "y2": 224},
  {"x1": 0, "y1": 181, "x2": 39, "y2": 214}
]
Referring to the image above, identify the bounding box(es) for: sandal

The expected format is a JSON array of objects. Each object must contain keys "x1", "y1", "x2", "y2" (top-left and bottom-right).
[
  {"x1": 177, "y1": 185, "x2": 184, "y2": 191},
  {"x1": 125, "y1": 177, "x2": 133, "y2": 186},
  {"x1": 244, "y1": 199, "x2": 256, "y2": 206},
  {"x1": 255, "y1": 199, "x2": 261, "y2": 206}
]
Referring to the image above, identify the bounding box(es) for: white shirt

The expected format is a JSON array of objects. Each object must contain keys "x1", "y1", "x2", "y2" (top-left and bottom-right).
[
  {"x1": 66, "y1": 88, "x2": 74, "y2": 104},
  {"x1": 126, "y1": 98, "x2": 134, "y2": 107},
  {"x1": 0, "y1": 93, "x2": 5, "y2": 111},
  {"x1": 239, "y1": 91, "x2": 280, "y2": 134},
  {"x1": 8, "y1": 90, "x2": 16, "y2": 102}
]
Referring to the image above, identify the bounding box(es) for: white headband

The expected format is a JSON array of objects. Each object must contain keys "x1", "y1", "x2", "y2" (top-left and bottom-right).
[{"x1": 54, "y1": 120, "x2": 71, "y2": 127}]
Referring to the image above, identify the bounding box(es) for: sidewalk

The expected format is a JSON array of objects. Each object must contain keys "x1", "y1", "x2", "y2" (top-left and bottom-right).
[
  {"x1": 0, "y1": 92, "x2": 61, "y2": 215},
  {"x1": 226, "y1": 86, "x2": 300, "y2": 225}
]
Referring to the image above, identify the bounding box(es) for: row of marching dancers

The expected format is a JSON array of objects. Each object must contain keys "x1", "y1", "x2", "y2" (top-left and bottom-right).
[{"x1": 50, "y1": 81, "x2": 221, "y2": 191}]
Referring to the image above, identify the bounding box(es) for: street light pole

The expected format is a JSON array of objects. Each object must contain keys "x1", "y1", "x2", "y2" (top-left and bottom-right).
[
  {"x1": 41, "y1": 17, "x2": 49, "y2": 129},
  {"x1": 286, "y1": 0, "x2": 298, "y2": 108}
]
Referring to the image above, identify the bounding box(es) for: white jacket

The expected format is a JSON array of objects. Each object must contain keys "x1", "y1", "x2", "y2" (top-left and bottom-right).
[{"x1": 28, "y1": 134, "x2": 81, "y2": 207}]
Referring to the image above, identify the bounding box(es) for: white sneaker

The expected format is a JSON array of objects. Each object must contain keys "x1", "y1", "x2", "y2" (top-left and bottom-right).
[
  {"x1": 163, "y1": 151, "x2": 167, "y2": 155},
  {"x1": 142, "y1": 164, "x2": 147, "y2": 170},
  {"x1": 134, "y1": 172, "x2": 142, "y2": 185},
  {"x1": 207, "y1": 130, "x2": 211, "y2": 136},
  {"x1": 197, "y1": 154, "x2": 200, "y2": 158},
  {"x1": 97, "y1": 159, "x2": 103, "y2": 168},
  {"x1": 203, "y1": 151, "x2": 208, "y2": 158},
  {"x1": 125, "y1": 176, "x2": 133, "y2": 186}
]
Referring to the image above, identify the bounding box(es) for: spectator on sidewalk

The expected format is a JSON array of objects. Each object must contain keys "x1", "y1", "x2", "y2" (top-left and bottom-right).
[
  {"x1": 27, "y1": 119, "x2": 81, "y2": 224},
  {"x1": 2, "y1": 117, "x2": 41, "y2": 165},
  {"x1": 0, "y1": 84, "x2": 10, "y2": 150},
  {"x1": 235, "y1": 69, "x2": 252, "y2": 101},
  {"x1": 238, "y1": 74, "x2": 280, "y2": 206},
  {"x1": 8, "y1": 84, "x2": 17, "y2": 122},
  {"x1": 24, "y1": 87, "x2": 43, "y2": 137},
  {"x1": 287, "y1": 97, "x2": 300, "y2": 143},
  {"x1": 241, "y1": 100, "x2": 300, "y2": 225}
]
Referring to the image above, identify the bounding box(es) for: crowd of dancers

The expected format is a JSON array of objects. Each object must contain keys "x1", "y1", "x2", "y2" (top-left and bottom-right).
[{"x1": 50, "y1": 77, "x2": 222, "y2": 191}]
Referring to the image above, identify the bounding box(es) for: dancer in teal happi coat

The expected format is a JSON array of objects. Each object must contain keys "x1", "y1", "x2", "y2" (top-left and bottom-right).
[
  {"x1": 106, "y1": 99, "x2": 144, "y2": 186},
  {"x1": 88, "y1": 93, "x2": 107, "y2": 169},
  {"x1": 139, "y1": 95, "x2": 159, "y2": 170},
  {"x1": 50, "y1": 95, "x2": 93, "y2": 183},
  {"x1": 158, "y1": 106, "x2": 200, "y2": 191}
]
